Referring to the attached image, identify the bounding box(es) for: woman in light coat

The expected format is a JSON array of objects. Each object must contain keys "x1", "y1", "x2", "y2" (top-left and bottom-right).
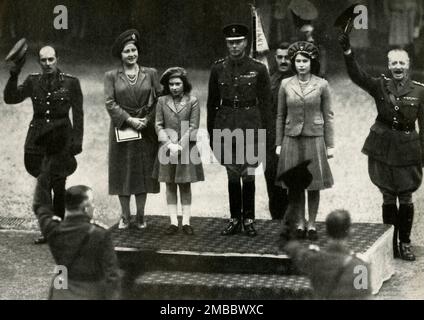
[{"x1": 276, "y1": 41, "x2": 334, "y2": 241}]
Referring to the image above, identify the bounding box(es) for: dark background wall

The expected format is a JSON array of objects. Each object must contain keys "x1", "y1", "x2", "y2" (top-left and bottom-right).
[{"x1": 1, "y1": 0, "x2": 423, "y2": 70}]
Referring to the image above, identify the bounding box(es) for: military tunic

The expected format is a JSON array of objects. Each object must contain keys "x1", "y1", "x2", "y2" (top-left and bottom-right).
[
  {"x1": 206, "y1": 55, "x2": 272, "y2": 174},
  {"x1": 344, "y1": 52, "x2": 424, "y2": 194},
  {"x1": 285, "y1": 241, "x2": 371, "y2": 299},
  {"x1": 3, "y1": 69, "x2": 83, "y2": 178},
  {"x1": 33, "y1": 172, "x2": 121, "y2": 300}
]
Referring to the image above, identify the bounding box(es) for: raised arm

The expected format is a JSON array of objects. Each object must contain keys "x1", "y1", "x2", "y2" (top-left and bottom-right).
[
  {"x1": 339, "y1": 33, "x2": 380, "y2": 96},
  {"x1": 4, "y1": 72, "x2": 32, "y2": 104}
]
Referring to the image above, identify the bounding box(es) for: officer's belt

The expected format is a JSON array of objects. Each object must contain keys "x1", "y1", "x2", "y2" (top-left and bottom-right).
[
  {"x1": 376, "y1": 116, "x2": 415, "y2": 132},
  {"x1": 33, "y1": 113, "x2": 69, "y2": 120},
  {"x1": 221, "y1": 99, "x2": 257, "y2": 109}
]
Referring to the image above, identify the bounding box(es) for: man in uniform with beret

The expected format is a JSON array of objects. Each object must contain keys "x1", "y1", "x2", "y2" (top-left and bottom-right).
[
  {"x1": 339, "y1": 32, "x2": 424, "y2": 261},
  {"x1": 4, "y1": 44, "x2": 84, "y2": 244},
  {"x1": 207, "y1": 23, "x2": 272, "y2": 237}
]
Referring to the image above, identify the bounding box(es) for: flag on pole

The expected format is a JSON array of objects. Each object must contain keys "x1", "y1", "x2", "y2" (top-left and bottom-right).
[{"x1": 251, "y1": 5, "x2": 270, "y2": 70}]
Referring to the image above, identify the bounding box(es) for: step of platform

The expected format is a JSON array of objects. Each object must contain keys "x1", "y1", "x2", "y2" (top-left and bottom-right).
[
  {"x1": 112, "y1": 216, "x2": 391, "y2": 276},
  {"x1": 129, "y1": 271, "x2": 312, "y2": 300}
]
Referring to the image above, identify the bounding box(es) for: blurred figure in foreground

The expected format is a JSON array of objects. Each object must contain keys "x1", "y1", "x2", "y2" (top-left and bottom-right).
[{"x1": 284, "y1": 210, "x2": 371, "y2": 300}]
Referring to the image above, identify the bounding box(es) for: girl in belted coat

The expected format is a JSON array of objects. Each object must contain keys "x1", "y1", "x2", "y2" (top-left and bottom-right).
[
  {"x1": 276, "y1": 41, "x2": 334, "y2": 241},
  {"x1": 153, "y1": 67, "x2": 204, "y2": 235}
]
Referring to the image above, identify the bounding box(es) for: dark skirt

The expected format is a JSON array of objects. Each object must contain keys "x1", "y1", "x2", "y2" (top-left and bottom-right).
[
  {"x1": 368, "y1": 157, "x2": 422, "y2": 194},
  {"x1": 152, "y1": 142, "x2": 204, "y2": 183},
  {"x1": 108, "y1": 124, "x2": 160, "y2": 195},
  {"x1": 276, "y1": 136, "x2": 334, "y2": 190}
]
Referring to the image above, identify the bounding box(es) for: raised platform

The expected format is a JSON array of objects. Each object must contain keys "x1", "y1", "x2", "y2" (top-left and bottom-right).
[{"x1": 111, "y1": 216, "x2": 394, "y2": 299}]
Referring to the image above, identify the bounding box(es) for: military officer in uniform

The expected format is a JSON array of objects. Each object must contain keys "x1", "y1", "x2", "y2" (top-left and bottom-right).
[
  {"x1": 33, "y1": 171, "x2": 121, "y2": 300},
  {"x1": 4, "y1": 45, "x2": 83, "y2": 244},
  {"x1": 339, "y1": 33, "x2": 424, "y2": 261},
  {"x1": 207, "y1": 24, "x2": 272, "y2": 237},
  {"x1": 284, "y1": 210, "x2": 371, "y2": 299},
  {"x1": 266, "y1": 42, "x2": 294, "y2": 220}
]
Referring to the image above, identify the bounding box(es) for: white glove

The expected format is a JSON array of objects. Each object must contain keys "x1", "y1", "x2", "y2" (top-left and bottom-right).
[
  {"x1": 168, "y1": 143, "x2": 182, "y2": 156},
  {"x1": 275, "y1": 146, "x2": 282, "y2": 156}
]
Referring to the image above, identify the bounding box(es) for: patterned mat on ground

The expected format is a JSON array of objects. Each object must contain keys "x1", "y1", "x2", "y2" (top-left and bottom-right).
[{"x1": 112, "y1": 216, "x2": 390, "y2": 255}]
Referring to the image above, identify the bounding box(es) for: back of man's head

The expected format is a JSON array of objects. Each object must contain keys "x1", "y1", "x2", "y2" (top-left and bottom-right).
[
  {"x1": 65, "y1": 185, "x2": 91, "y2": 211},
  {"x1": 326, "y1": 210, "x2": 351, "y2": 239}
]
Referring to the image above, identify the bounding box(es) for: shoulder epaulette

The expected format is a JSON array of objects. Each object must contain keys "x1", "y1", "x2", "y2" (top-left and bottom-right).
[
  {"x1": 91, "y1": 220, "x2": 108, "y2": 229},
  {"x1": 60, "y1": 72, "x2": 76, "y2": 79},
  {"x1": 412, "y1": 80, "x2": 424, "y2": 87},
  {"x1": 29, "y1": 73, "x2": 41, "y2": 77},
  {"x1": 214, "y1": 58, "x2": 225, "y2": 65},
  {"x1": 252, "y1": 58, "x2": 264, "y2": 65}
]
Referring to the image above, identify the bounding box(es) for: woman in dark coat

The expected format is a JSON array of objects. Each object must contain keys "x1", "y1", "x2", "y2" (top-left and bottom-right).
[
  {"x1": 104, "y1": 29, "x2": 161, "y2": 229},
  {"x1": 153, "y1": 67, "x2": 204, "y2": 235},
  {"x1": 276, "y1": 41, "x2": 334, "y2": 241}
]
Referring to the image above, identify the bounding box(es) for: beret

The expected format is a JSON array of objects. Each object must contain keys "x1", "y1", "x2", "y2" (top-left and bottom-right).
[
  {"x1": 222, "y1": 23, "x2": 249, "y2": 40},
  {"x1": 111, "y1": 29, "x2": 140, "y2": 58},
  {"x1": 288, "y1": 41, "x2": 319, "y2": 60},
  {"x1": 160, "y1": 67, "x2": 187, "y2": 86}
]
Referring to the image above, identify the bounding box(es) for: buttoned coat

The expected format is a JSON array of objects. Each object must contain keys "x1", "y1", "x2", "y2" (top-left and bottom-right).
[
  {"x1": 3, "y1": 70, "x2": 83, "y2": 177},
  {"x1": 104, "y1": 65, "x2": 161, "y2": 195},
  {"x1": 275, "y1": 75, "x2": 334, "y2": 148},
  {"x1": 154, "y1": 94, "x2": 204, "y2": 183},
  {"x1": 344, "y1": 53, "x2": 424, "y2": 167}
]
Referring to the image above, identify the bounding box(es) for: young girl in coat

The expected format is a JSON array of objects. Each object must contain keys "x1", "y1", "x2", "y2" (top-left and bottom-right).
[{"x1": 153, "y1": 67, "x2": 204, "y2": 235}]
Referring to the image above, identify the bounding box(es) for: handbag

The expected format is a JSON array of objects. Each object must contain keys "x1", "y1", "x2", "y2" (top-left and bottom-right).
[{"x1": 115, "y1": 127, "x2": 142, "y2": 142}]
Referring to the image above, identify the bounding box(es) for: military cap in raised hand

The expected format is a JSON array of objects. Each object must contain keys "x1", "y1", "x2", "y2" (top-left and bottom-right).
[
  {"x1": 222, "y1": 23, "x2": 249, "y2": 40},
  {"x1": 5, "y1": 38, "x2": 28, "y2": 64},
  {"x1": 334, "y1": 3, "x2": 361, "y2": 34},
  {"x1": 111, "y1": 29, "x2": 140, "y2": 58}
]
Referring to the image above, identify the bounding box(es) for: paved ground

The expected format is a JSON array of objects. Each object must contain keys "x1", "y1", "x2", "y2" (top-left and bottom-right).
[{"x1": 0, "y1": 229, "x2": 423, "y2": 300}]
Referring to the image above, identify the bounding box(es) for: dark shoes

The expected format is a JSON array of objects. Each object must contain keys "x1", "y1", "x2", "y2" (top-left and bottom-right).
[
  {"x1": 244, "y1": 219, "x2": 257, "y2": 237},
  {"x1": 182, "y1": 225, "x2": 194, "y2": 235},
  {"x1": 307, "y1": 229, "x2": 318, "y2": 241},
  {"x1": 165, "y1": 224, "x2": 194, "y2": 235},
  {"x1": 165, "y1": 224, "x2": 179, "y2": 235},
  {"x1": 295, "y1": 228, "x2": 306, "y2": 239},
  {"x1": 34, "y1": 236, "x2": 47, "y2": 245},
  {"x1": 221, "y1": 219, "x2": 242, "y2": 236},
  {"x1": 399, "y1": 243, "x2": 416, "y2": 261}
]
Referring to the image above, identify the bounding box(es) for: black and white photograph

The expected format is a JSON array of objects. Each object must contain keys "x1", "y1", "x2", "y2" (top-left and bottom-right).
[{"x1": 1, "y1": 0, "x2": 424, "y2": 303}]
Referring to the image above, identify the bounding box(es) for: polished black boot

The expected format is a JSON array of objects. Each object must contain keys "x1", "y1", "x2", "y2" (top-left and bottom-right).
[
  {"x1": 242, "y1": 180, "x2": 257, "y2": 237},
  {"x1": 398, "y1": 203, "x2": 415, "y2": 261},
  {"x1": 382, "y1": 204, "x2": 399, "y2": 258},
  {"x1": 221, "y1": 181, "x2": 242, "y2": 236}
]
